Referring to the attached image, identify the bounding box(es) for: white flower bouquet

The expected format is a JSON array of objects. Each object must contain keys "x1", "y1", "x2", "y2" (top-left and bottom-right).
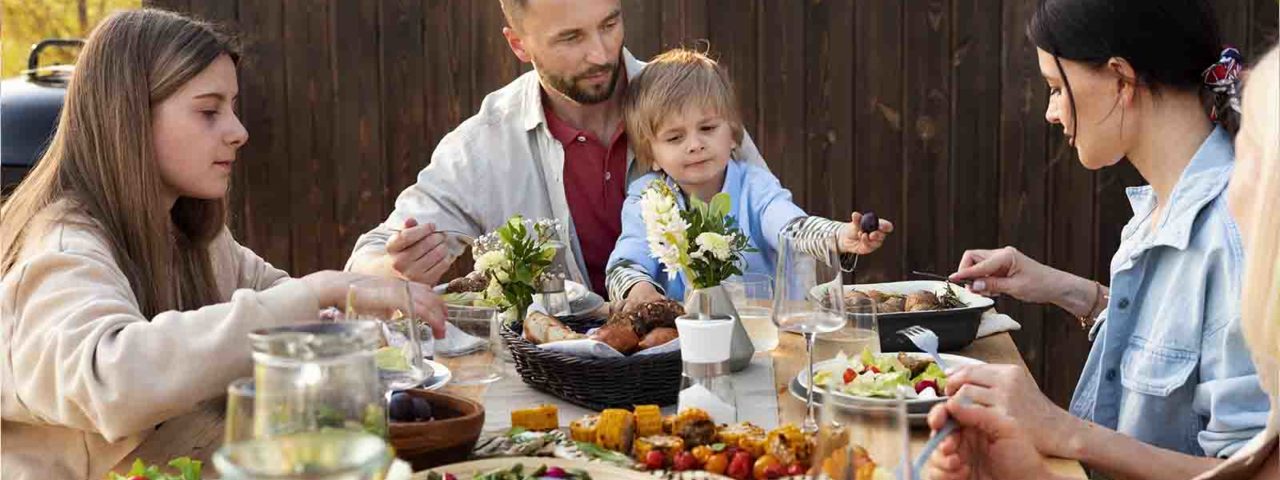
[
  {"x1": 639, "y1": 179, "x2": 753, "y2": 290},
  {"x1": 471, "y1": 216, "x2": 561, "y2": 321}
]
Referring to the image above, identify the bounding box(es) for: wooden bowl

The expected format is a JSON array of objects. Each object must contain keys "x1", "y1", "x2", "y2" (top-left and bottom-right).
[{"x1": 387, "y1": 389, "x2": 484, "y2": 470}]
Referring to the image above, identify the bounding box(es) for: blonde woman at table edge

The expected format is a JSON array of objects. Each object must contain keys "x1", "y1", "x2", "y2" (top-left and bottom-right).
[
  {"x1": 927, "y1": 19, "x2": 1280, "y2": 480},
  {"x1": 0, "y1": 9, "x2": 447, "y2": 480},
  {"x1": 926, "y1": 44, "x2": 1280, "y2": 480}
]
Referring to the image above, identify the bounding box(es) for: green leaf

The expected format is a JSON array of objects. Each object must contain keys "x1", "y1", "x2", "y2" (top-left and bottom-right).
[
  {"x1": 127, "y1": 458, "x2": 148, "y2": 476},
  {"x1": 168, "y1": 457, "x2": 202, "y2": 480},
  {"x1": 709, "y1": 193, "x2": 731, "y2": 218}
]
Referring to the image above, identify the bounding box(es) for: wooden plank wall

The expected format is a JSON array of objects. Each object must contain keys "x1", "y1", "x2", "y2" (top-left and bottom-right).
[{"x1": 143, "y1": 0, "x2": 1278, "y2": 408}]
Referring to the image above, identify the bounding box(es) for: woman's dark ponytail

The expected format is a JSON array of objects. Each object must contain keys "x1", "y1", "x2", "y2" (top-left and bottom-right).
[{"x1": 1029, "y1": 0, "x2": 1243, "y2": 136}]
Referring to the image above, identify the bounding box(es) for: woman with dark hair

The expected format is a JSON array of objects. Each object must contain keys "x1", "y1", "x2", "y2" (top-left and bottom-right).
[{"x1": 929, "y1": 0, "x2": 1271, "y2": 478}]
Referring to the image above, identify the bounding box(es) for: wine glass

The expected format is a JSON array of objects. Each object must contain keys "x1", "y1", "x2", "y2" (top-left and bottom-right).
[
  {"x1": 813, "y1": 389, "x2": 911, "y2": 479},
  {"x1": 773, "y1": 230, "x2": 847, "y2": 433},
  {"x1": 345, "y1": 278, "x2": 430, "y2": 393}
]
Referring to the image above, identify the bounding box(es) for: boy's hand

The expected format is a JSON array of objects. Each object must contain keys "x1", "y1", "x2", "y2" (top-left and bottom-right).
[
  {"x1": 839, "y1": 212, "x2": 894, "y2": 255},
  {"x1": 620, "y1": 282, "x2": 666, "y2": 312}
]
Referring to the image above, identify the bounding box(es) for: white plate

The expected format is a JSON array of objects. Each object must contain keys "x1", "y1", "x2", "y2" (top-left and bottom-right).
[
  {"x1": 788, "y1": 376, "x2": 930, "y2": 426},
  {"x1": 418, "y1": 359, "x2": 451, "y2": 391},
  {"x1": 796, "y1": 353, "x2": 985, "y2": 412}
]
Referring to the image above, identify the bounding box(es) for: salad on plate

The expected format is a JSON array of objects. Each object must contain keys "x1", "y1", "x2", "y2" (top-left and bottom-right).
[{"x1": 811, "y1": 347, "x2": 948, "y2": 400}]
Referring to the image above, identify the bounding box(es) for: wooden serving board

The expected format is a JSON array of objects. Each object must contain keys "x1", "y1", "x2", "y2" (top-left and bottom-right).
[{"x1": 414, "y1": 456, "x2": 739, "y2": 479}]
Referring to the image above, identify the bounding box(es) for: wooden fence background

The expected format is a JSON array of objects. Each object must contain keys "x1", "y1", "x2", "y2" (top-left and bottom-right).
[{"x1": 144, "y1": 0, "x2": 1278, "y2": 408}]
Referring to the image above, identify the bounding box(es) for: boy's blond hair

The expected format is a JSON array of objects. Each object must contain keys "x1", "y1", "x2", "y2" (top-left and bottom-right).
[{"x1": 624, "y1": 48, "x2": 745, "y2": 172}]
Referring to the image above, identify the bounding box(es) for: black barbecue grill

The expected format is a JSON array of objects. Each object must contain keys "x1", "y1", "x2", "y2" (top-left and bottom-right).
[{"x1": 1, "y1": 39, "x2": 82, "y2": 194}]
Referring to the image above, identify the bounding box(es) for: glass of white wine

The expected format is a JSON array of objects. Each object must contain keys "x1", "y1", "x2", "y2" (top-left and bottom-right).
[{"x1": 772, "y1": 231, "x2": 846, "y2": 433}]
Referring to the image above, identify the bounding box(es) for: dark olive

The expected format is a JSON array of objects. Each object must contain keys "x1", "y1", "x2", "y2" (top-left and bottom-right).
[{"x1": 859, "y1": 212, "x2": 879, "y2": 234}]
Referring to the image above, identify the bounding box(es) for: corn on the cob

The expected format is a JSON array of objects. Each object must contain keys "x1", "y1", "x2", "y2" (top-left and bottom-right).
[
  {"x1": 717, "y1": 422, "x2": 766, "y2": 445},
  {"x1": 670, "y1": 408, "x2": 710, "y2": 436},
  {"x1": 595, "y1": 408, "x2": 635, "y2": 452},
  {"x1": 510, "y1": 404, "x2": 559, "y2": 432},
  {"x1": 632, "y1": 435, "x2": 686, "y2": 461},
  {"x1": 569, "y1": 415, "x2": 600, "y2": 442},
  {"x1": 633, "y1": 405, "x2": 663, "y2": 437},
  {"x1": 766, "y1": 424, "x2": 813, "y2": 465}
]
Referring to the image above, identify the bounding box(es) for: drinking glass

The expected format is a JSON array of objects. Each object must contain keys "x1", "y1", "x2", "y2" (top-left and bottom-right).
[
  {"x1": 433, "y1": 304, "x2": 503, "y2": 385},
  {"x1": 213, "y1": 430, "x2": 393, "y2": 480},
  {"x1": 345, "y1": 278, "x2": 430, "y2": 392},
  {"x1": 772, "y1": 231, "x2": 846, "y2": 432},
  {"x1": 224, "y1": 377, "x2": 257, "y2": 444},
  {"x1": 812, "y1": 391, "x2": 911, "y2": 480},
  {"x1": 815, "y1": 296, "x2": 880, "y2": 361},
  {"x1": 724, "y1": 273, "x2": 778, "y2": 351}
]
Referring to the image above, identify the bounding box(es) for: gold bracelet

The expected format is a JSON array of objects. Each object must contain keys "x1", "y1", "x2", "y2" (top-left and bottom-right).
[{"x1": 1077, "y1": 281, "x2": 1108, "y2": 330}]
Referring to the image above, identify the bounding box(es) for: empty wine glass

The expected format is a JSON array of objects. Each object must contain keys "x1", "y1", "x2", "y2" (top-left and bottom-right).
[{"x1": 773, "y1": 230, "x2": 847, "y2": 433}]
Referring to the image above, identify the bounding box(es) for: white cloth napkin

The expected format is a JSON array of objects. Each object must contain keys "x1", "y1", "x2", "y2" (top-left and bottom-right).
[
  {"x1": 422, "y1": 321, "x2": 487, "y2": 357},
  {"x1": 535, "y1": 330, "x2": 681, "y2": 358},
  {"x1": 976, "y1": 308, "x2": 1021, "y2": 338}
]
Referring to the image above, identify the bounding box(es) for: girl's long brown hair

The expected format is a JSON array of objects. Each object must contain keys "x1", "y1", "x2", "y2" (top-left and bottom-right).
[{"x1": 0, "y1": 9, "x2": 237, "y2": 317}]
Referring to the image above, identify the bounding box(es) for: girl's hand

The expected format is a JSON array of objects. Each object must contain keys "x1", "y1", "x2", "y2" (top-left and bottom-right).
[
  {"x1": 300, "y1": 271, "x2": 448, "y2": 339},
  {"x1": 839, "y1": 212, "x2": 894, "y2": 255}
]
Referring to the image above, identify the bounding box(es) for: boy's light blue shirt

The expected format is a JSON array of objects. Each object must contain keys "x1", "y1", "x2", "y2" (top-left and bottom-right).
[
  {"x1": 607, "y1": 159, "x2": 806, "y2": 301},
  {"x1": 1069, "y1": 126, "x2": 1268, "y2": 458}
]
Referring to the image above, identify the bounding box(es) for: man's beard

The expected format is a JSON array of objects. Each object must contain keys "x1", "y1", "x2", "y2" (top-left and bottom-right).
[{"x1": 538, "y1": 53, "x2": 623, "y2": 105}]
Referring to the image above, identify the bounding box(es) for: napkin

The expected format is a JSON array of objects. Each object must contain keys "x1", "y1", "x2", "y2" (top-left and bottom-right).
[
  {"x1": 976, "y1": 309, "x2": 1021, "y2": 338},
  {"x1": 535, "y1": 329, "x2": 681, "y2": 358},
  {"x1": 422, "y1": 321, "x2": 488, "y2": 357}
]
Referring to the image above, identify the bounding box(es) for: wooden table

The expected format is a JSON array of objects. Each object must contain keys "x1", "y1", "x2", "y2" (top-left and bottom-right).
[
  {"x1": 769, "y1": 332, "x2": 1087, "y2": 478},
  {"x1": 113, "y1": 332, "x2": 1086, "y2": 479}
]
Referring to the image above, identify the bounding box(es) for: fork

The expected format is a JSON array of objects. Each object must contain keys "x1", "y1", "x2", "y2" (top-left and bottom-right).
[
  {"x1": 387, "y1": 226, "x2": 475, "y2": 245},
  {"x1": 910, "y1": 270, "x2": 972, "y2": 287},
  {"x1": 898, "y1": 325, "x2": 948, "y2": 372},
  {"x1": 898, "y1": 325, "x2": 956, "y2": 479},
  {"x1": 909, "y1": 394, "x2": 971, "y2": 477}
]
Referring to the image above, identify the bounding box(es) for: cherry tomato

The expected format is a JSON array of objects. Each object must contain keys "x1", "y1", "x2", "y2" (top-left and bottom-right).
[
  {"x1": 728, "y1": 451, "x2": 753, "y2": 480},
  {"x1": 752, "y1": 454, "x2": 782, "y2": 480},
  {"x1": 644, "y1": 450, "x2": 665, "y2": 470},
  {"x1": 706, "y1": 453, "x2": 731, "y2": 475}
]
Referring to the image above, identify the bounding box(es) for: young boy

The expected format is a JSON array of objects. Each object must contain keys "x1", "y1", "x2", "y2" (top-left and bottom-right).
[{"x1": 607, "y1": 48, "x2": 894, "y2": 309}]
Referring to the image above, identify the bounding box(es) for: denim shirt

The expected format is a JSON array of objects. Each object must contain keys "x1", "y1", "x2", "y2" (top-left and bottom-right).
[
  {"x1": 1070, "y1": 127, "x2": 1269, "y2": 458},
  {"x1": 607, "y1": 159, "x2": 806, "y2": 301}
]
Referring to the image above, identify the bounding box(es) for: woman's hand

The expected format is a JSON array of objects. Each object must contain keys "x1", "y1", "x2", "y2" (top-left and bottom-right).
[
  {"x1": 300, "y1": 271, "x2": 448, "y2": 339},
  {"x1": 950, "y1": 246, "x2": 1104, "y2": 317},
  {"x1": 925, "y1": 397, "x2": 1063, "y2": 480},
  {"x1": 839, "y1": 212, "x2": 894, "y2": 255},
  {"x1": 943, "y1": 364, "x2": 1087, "y2": 459}
]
